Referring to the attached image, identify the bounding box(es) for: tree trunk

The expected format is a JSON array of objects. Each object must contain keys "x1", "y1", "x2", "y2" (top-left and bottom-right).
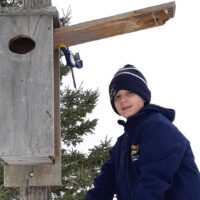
[{"x1": 20, "y1": 187, "x2": 52, "y2": 200}]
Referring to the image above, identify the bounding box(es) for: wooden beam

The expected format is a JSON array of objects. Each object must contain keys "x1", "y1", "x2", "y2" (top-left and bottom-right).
[{"x1": 54, "y1": 1, "x2": 176, "y2": 49}]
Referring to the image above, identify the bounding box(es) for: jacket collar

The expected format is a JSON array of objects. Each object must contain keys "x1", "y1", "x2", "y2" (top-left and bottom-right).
[{"x1": 118, "y1": 104, "x2": 175, "y2": 132}]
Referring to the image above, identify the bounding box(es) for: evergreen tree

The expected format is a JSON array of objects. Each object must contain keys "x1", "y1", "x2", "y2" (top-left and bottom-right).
[
  {"x1": 0, "y1": 0, "x2": 22, "y2": 7},
  {"x1": 52, "y1": 83, "x2": 112, "y2": 199}
]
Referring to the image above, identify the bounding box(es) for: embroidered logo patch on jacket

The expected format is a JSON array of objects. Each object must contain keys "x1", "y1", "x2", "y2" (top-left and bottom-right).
[{"x1": 131, "y1": 144, "x2": 139, "y2": 162}]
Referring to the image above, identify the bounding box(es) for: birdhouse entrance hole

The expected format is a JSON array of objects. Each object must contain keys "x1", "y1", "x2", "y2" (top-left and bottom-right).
[{"x1": 9, "y1": 35, "x2": 36, "y2": 54}]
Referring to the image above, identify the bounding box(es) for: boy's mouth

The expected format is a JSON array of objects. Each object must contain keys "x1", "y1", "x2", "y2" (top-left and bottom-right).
[{"x1": 122, "y1": 105, "x2": 132, "y2": 111}]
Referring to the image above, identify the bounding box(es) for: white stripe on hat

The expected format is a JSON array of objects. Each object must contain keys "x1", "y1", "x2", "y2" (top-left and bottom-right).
[
  {"x1": 117, "y1": 67, "x2": 137, "y2": 72},
  {"x1": 113, "y1": 72, "x2": 147, "y2": 85}
]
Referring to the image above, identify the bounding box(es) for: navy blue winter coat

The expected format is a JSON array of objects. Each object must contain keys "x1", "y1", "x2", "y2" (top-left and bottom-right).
[{"x1": 86, "y1": 104, "x2": 200, "y2": 200}]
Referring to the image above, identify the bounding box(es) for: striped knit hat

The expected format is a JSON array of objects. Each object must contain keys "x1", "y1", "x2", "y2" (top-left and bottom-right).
[{"x1": 109, "y1": 64, "x2": 151, "y2": 114}]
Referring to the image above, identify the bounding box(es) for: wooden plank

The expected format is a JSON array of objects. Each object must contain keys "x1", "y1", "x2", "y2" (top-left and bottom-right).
[
  {"x1": 0, "y1": 15, "x2": 54, "y2": 165},
  {"x1": 4, "y1": 49, "x2": 61, "y2": 187},
  {"x1": 54, "y1": 1, "x2": 175, "y2": 49},
  {"x1": 1, "y1": 156, "x2": 53, "y2": 165}
]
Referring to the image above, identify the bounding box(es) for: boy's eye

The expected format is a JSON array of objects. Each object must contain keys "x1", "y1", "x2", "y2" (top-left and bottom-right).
[
  {"x1": 126, "y1": 91, "x2": 134, "y2": 96},
  {"x1": 114, "y1": 95, "x2": 120, "y2": 101},
  {"x1": 114, "y1": 91, "x2": 134, "y2": 102}
]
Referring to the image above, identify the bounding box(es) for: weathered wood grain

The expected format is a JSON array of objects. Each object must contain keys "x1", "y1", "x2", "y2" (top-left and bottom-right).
[
  {"x1": 54, "y1": 1, "x2": 175, "y2": 48},
  {"x1": 0, "y1": 15, "x2": 54, "y2": 165},
  {"x1": 20, "y1": 187, "x2": 51, "y2": 200},
  {"x1": 0, "y1": 0, "x2": 61, "y2": 190},
  {"x1": 4, "y1": 47, "x2": 61, "y2": 187}
]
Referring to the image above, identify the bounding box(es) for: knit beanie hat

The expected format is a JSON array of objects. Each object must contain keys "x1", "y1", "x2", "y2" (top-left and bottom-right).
[{"x1": 109, "y1": 64, "x2": 151, "y2": 114}]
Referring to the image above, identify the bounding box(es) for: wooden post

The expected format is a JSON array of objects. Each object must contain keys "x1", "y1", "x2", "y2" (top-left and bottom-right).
[
  {"x1": 20, "y1": 1, "x2": 55, "y2": 199},
  {"x1": 20, "y1": 1, "x2": 53, "y2": 199},
  {"x1": 21, "y1": 1, "x2": 53, "y2": 199},
  {"x1": 20, "y1": 187, "x2": 51, "y2": 200}
]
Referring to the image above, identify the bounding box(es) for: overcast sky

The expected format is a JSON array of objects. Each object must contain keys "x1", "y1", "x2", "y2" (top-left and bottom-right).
[{"x1": 52, "y1": 0, "x2": 200, "y2": 167}]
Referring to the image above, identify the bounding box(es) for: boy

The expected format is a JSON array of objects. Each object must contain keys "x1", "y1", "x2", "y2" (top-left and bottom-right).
[{"x1": 85, "y1": 64, "x2": 200, "y2": 200}]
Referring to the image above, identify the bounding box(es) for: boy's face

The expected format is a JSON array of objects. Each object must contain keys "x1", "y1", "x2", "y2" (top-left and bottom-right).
[{"x1": 114, "y1": 89, "x2": 145, "y2": 118}]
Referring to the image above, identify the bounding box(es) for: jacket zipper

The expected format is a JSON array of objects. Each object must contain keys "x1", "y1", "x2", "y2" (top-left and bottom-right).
[
  {"x1": 121, "y1": 150, "x2": 125, "y2": 175},
  {"x1": 121, "y1": 133, "x2": 128, "y2": 175}
]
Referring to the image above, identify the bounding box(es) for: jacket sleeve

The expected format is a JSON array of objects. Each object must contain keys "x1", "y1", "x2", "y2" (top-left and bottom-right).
[
  {"x1": 85, "y1": 145, "x2": 116, "y2": 200},
  {"x1": 134, "y1": 119, "x2": 188, "y2": 200}
]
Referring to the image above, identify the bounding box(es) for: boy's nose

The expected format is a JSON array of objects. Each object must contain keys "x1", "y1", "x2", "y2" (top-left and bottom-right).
[{"x1": 120, "y1": 96, "x2": 127, "y2": 103}]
